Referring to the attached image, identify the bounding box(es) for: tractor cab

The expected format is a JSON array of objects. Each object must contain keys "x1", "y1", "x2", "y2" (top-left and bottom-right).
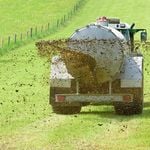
[{"x1": 96, "y1": 16, "x2": 147, "y2": 51}]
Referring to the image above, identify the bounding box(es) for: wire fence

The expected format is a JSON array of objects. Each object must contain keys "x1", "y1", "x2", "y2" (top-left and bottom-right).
[{"x1": 0, "y1": 0, "x2": 85, "y2": 55}]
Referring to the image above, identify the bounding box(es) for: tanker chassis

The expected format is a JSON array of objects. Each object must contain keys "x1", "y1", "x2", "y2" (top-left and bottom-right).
[{"x1": 42, "y1": 17, "x2": 147, "y2": 115}]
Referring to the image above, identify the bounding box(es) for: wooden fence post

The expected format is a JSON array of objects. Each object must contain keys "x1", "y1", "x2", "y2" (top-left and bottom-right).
[
  {"x1": 1, "y1": 39, "x2": 4, "y2": 48},
  {"x1": 27, "y1": 31, "x2": 29, "y2": 38},
  {"x1": 41, "y1": 26, "x2": 43, "y2": 33},
  {"x1": 1, "y1": 38, "x2": 4, "y2": 48},
  {"x1": 74, "y1": 6, "x2": 76, "y2": 13},
  {"x1": 70, "y1": 10, "x2": 72, "y2": 16},
  {"x1": 57, "y1": 19, "x2": 59, "y2": 27},
  {"x1": 35, "y1": 27, "x2": 37, "y2": 35},
  {"x1": 30, "y1": 28, "x2": 33, "y2": 38},
  {"x1": 14, "y1": 34, "x2": 17, "y2": 43},
  {"x1": 68, "y1": 12, "x2": 70, "y2": 19},
  {"x1": 8, "y1": 36, "x2": 10, "y2": 45},
  {"x1": 48, "y1": 23, "x2": 50, "y2": 30},
  {"x1": 64, "y1": 15, "x2": 66, "y2": 22},
  {"x1": 61, "y1": 17, "x2": 64, "y2": 24},
  {"x1": 0, "y1": 40, "x2": 1, "y2": 49},
  {"x1": 76, "y1": 4, "x2": 78, "y2": 10}
]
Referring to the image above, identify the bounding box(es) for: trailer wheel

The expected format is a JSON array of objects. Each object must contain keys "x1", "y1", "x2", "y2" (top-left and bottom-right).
[
  {"x1": 52, "y1": 105, "x2": 81, "y2": 114},
  {"x1": 50, "y1": 87, "x2": 81, "y2": 114},
  {"x1": 114, "y1": 88, "x2": 143, "y2": 115},
  {"x1": 114, "y1": 102, "x2": 143, "y2": 115}
]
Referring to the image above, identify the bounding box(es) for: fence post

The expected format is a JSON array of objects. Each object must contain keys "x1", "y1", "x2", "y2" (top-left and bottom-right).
[
  {"x1": 57, "y1": 19, "x2": 59, "y2": 27},
  {"x1": 75, "y1": 4, "x2": 77, "y2": 10},
  {"x1": 0, "y1": 39, "x2": 1, "y2": 48},
  {"x1": 1, "y1": 38, "x2": 4, "y2": 48},
  {"x1": 14, "y1": 34, "x2": 17, "y2": 43},
  {"x1": 27, "y1": 31, "x2": 29, "y2": 38},
  {"x1": 41, "y1": 26, "x2": 43, "y2": 33},
  {"x1": 2, "y1": 39, "x2": 4, "y2": 48},
  {"x1": 64, "y1": 15, "x2": 66, "y2": 22},
  {"x1": 61, "y1": 17, "x2": 64, "y2": 24},
  {"x1": 74, "y1": 5, "x2": 76, "y2": 13},
  {"x1": 8, "y1": 36, "x2": 10, "y2": 45},
  {"x1": 70, "y1": 10, "x2": 72, "y2": 17},
  {"x1": 30, "y1": 28, "x2": 33, "y2": 38},
  {"x1": 68, "y1": 12, "x2": 70, "y2": 19},
  {"x1": 35, "y1": 27, "x2": 37, "y2": 35},
  {"x1": 76, "y1": 4, "x2": 78, "y2": 10},
  {"x1": 48, "y1": 23, "x2": 50, "y2": 30}
]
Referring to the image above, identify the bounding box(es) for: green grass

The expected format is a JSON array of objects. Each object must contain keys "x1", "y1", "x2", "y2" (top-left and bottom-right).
[
  {"x1": 0, "y1": 44, "x2": 50, "y2": 135},
  {"x1": 0, "y1": 0, "x2": 78, "y2": 39},
  {"x1": 0, "y1": 0, "x2": 150, "y2": 149},
  {"x1": 0, "y1": 0, "x2": 84, "y2": 54},
  {"x1": 44, "y1": 0, "x2": 150, "y2": 39}
]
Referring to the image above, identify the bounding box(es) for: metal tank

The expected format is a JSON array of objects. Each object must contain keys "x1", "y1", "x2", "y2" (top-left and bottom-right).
[{"x1": 67, "y1": 23, "x2": 128, "y2": 83}]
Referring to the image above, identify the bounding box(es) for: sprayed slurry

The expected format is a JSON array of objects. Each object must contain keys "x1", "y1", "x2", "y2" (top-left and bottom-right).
[{"x1": 36, "y1": 39, "x2": 127, "y2": 87}]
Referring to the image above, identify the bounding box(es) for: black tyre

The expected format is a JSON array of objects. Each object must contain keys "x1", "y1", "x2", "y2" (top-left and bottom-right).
[
  {"x1": 112, "y1": 80, "x2": 143, "y2": 115},
  {"x1": 50, "y1": 87, "x2": 81, "y2": 114},
  {"x1": 114, "y1": 102, "x2": 143, "y2": 115},
  {"x1": 52, "y1": 105, "x2": 81, "y2": 114}
]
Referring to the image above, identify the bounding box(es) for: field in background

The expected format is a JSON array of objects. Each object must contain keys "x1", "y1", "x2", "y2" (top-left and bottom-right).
[
  {"x1": 0, "y1": 0, "x2": 85, "y2": 54},
  {"x1": 0, "y1": 0, "x2": 150, "y2": 149},
  {"x1": 0, "y1": 0, "x2": 78, "y2": 38}
]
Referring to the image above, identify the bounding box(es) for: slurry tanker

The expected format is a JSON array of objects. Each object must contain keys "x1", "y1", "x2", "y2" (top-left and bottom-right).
[{"x1": 36, "y1": 17, "x2": 147, "y2": 115}]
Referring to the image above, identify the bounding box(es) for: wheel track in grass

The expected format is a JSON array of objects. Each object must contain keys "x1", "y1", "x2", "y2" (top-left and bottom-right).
[
  {"x1": 1, "y1": 108, "x2": 147, "y2": 150},
  {"x1": 0, "y1": 114, "x2": 70, "y2": 149}
]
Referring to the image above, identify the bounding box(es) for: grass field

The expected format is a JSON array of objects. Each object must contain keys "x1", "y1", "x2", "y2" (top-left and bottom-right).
[
  {"x1": 0, "y1": 0, "x2": 78, "y2": 39},
  {"x1": 0, "y1": 0, "x2": 150, "y2": 149}
]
